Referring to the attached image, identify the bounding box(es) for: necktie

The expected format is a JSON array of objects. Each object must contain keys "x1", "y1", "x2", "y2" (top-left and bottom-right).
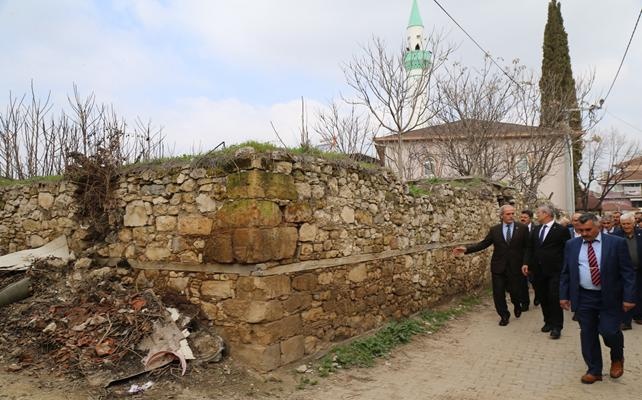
[
  {"x1": 506, "y1": 224, "x2": 512, "y2": 243},
  {"x1": 539, "y1": 225, "x2": 547, "y2": 244},
  {"x1": 587, "y1": 241, "x2": 601, "y2": 286}
]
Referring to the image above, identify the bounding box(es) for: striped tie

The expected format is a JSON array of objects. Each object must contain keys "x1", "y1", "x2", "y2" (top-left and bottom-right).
[{"x1": 586, "y1": 241, "x2": 601, "y2": 286}]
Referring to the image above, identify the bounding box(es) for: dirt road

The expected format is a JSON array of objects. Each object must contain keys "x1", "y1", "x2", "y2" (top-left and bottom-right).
[{"x1": 288, "y1": 297, "x2": 642, "y2": 400}]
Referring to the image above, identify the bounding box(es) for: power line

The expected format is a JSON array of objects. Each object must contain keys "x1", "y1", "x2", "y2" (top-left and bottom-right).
[
  {"x1": 605, "y1": 109, "x2": 642, "y2": 134},
  {"x1": 603, "y1": 8, "x2": 641, "y2": 104},
  {"x1": 431, "y1": 0, "x2": 525, "y2": 91}
]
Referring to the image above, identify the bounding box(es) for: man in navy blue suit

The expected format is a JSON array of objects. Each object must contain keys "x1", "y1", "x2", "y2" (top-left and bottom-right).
[
  {"x1": 560, "y1": 213, "x2": 637, "y2": 384},
  {"x1": 613, "y1": 212, "x2": 642, "y2": 329}
]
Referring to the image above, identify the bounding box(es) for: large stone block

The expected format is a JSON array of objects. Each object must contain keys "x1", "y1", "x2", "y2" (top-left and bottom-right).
[
  {"x1": 341, "y1": 206, "x2": 355, "y2": 223},
  {"x1": 201, "y1": 280, "x2": 235, "y2": 299},
  {"x1": 348, "y1": 264, "x2": 368, "y2": 283},
  {"x1": 282, "y1": 293, "x2": 312, "y2": 313},
  {"x1": 195, "y1": 193, "x2": 218, "y2": 212},
  {"x1": 155, "y1": 216, "x2": 177, "y2": 231},
  {"x1": 280, "y1": 335, "x2": 305, "y2": 365},
  {"x1": 124, "y1": 200, "x2": 151, "y2": 227},
  {"x1": 200, "y1": 301, "x2": 219, "y2": 320},
  {"x1": 203, "y1": 232, "x2": 234, "y2": 263},
  {"x1": 226, "y1": 170, "x2": 297, "y2": 200},
  {"x1": 232, "y1": 227, "x2": 297, "y2": 263},
  {"x1": 292, "y1": 273, "x2": 317, "y2": 291},
  {"x1": 232, "y1": 343, "x2": 281, "y2": 372},
  {"x1": 220, "y1": 299, "x2": 284, "y2": 323},
  {"x1": 178, "y1": 215, "x2": 213, "y2": 235},
  {"x1": 284, "y1": 202, "x2": 313, "y2": 223},
  {"x1": 236, "y1": 275, "x2": 291, "y2": 300},
  {"x1": 298, "y1": 223, "x2": 317, "y2": 242},
  {"x1": 251, "y1": 315, "x2": 302, "y2": 345},
  {"x1": 144, "y1": 245, "x2": 171, "y2": 261},
  {"x1": 213, "y1": 200, "x2": 281, "y2": 229},
  {"x1": 22, "y1": 219, "x2": 41, "y2": 232},
  {"x1": 37, "y1": 193, "x2": 54, "y2": 209}
]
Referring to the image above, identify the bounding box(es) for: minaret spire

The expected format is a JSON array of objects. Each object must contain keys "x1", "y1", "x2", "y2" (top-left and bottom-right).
[
  {"x1": 404, "y1": 0, "x2": 432, "y2": 71},
  {"x1": 408, "y1": 0, "x2": 424, "y2": 28}
]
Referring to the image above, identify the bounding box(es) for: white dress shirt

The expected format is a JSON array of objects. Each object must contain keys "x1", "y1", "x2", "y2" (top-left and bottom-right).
[{"x1": 578, "y1": 233, "x2": 602, "y2": 290}]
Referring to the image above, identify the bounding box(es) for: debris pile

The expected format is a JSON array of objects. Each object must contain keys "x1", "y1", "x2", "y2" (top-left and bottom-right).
[
  {"x1": 0, "y1": 257, "x2": 225, "y2": 384},
  {"x1": 0, "y1": 261, "x2": 164, "y2": 377}
]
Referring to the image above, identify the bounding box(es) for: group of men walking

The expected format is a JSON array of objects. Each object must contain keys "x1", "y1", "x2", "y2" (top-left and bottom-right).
[{"x1": 454, "y1": 205, "x2": 641, "y2": 384}]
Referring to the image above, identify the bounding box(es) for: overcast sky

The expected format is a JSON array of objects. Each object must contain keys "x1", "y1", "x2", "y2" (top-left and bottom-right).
[{"x1": 0, "y1": 0, "x2": 640, "y2": 155}]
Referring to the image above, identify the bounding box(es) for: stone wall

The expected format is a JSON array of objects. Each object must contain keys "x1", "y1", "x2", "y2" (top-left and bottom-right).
[
  {"x1": 0, "y1": 149, "x2": 512, "y2": 371},
  {"x1": 0, "y1": 181, "x2": 81, "y2": 254}
]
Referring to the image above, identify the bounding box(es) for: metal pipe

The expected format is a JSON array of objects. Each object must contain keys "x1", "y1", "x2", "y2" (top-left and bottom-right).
[{"x1": 0, "y1": 277, "x2": 32, "y2": 307}]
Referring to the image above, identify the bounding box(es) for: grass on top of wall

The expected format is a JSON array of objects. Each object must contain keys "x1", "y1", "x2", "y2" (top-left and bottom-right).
[{"x1": 0, "y1": 175, "x2": 63, "y2": 187}]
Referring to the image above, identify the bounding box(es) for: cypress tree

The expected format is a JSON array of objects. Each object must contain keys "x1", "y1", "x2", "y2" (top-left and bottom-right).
[{"x1": 539, "y1": 0, "x2": 582, "y2": 198}]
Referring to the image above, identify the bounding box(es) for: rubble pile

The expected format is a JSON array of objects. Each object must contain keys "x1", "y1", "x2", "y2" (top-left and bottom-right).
[{"x1": 0, "y1": 260, "x2": 211, "y2": 380}]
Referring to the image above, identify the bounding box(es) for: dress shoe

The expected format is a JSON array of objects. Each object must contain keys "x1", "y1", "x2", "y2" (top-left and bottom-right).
[
  {"x1": 541, "y1": 324, "x2": 552, "y2": 333},
  {"x1": 580, "y1": 373, "x2": 603, "y2": 384},
  {"x1": 514, "y1": 307, "x2": 522, "y2": 318},
  {"x1": 499, "y1": 317, "x2": 510, "y2": 326},
  {"x1": 634, "y1": 319, "x2": 642, "y2": 325},
  {"x1": 621, "y1": 323, "x2": 632, "y2": 331},
  {"x1": 610, "y1": 359, "x2": 624, "y2": 379},
  {"x1": 534, "y1": 299, "x2": 540, "y2": 306},
  {"x1": 550, "y1": 329, "x2": 561, "y2": 339}
]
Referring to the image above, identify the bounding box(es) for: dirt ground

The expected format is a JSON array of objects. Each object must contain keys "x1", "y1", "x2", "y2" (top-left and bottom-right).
[{"x1": 3, "y1": 294, "x2": 642, "y2": 400}]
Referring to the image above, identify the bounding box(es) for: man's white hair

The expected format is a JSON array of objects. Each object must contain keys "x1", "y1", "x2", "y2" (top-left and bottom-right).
[
  {"x1": 620, "y1": 212, "x2": 636, "y2": 223},
  {"x1": 499, "y1": 204, "x2": 514, "y2": 216}
]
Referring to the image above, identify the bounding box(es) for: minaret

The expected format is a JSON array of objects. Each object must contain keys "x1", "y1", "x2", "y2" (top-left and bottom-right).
[{"x1": 404, "y1": 0, "x2": 432, "y2": 128}]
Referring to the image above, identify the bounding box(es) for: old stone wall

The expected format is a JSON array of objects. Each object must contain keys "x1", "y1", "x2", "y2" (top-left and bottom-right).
[
  {"x1": 0, "y1": 181, "x2": 81, "y2": 254},
  {"x1": 0, "y1": 149, "x2": 510, "y2": 371}
]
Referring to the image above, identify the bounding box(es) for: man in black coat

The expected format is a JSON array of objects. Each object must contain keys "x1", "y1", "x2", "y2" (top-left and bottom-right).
[
  {"x1": 522, "y1": 205, "x2": 571, "y2": 339},
  {"x1": 454, "y1": 204, "x2": 529, "y2": 326},
  {"x1": 613, "y1": 212, "x2": 642, "y2": 329}
]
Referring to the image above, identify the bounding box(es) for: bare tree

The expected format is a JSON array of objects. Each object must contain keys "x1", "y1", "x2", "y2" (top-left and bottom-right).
[
  {"x1": 0, "y1": 84, "x2": 167, "y2": 180},
  {"x1": 313, "y1": 100, "x2": 378, "y2": 157},
  {"x1": 577, "y1": 129, "x2": 641, "y2": 211},
  {"x1": 427, "y1": 55, "x2": 600, "y2": 207},
  {"x1": 431, "y1": 57, "x2": 518, "y2": 181},
  {"x1": 343, "y1": 34, "x2": 454, "y2": 180}
]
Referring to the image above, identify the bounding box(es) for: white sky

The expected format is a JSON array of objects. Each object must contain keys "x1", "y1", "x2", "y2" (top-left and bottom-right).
[{"x1": 0, "y1": 0, "x2": 640, "y2": 155}]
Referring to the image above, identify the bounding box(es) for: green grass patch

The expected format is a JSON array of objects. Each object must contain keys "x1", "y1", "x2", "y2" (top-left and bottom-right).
[
  {"x1": 0, "y1": 175, "x2": 63, "y2": 186},
  {"x1": 408, "y1": 184, "x2": 430, "y2": 197},
  {"x1": 316, "y1": 295, "x2": 481, "y2": 377}
]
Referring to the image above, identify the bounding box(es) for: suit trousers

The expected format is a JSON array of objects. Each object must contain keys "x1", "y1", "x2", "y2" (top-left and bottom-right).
[
  {"x1": 491, "y1": 271, "x2": 520, "y2": 318},
  {"x1": 519, "y1": 274, "x2": 530, "y2": 307},
  {"x1": 535, "y1": 273, "x2": 563, "y2": 330},
  {"x1": 577, "y1": 288, "x2": 624, "y2": 376},
  {"x1": 623, "y1": 270, "x2": 642, "y2": 324}
]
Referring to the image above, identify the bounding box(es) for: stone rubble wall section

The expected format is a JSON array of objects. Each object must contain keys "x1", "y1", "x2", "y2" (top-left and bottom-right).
[
  {"x1": 0, "y1": 181, "x2": 82, "y2": 254},
  {"x1": 0, "y1": 151, "x2": 506, "y2": 371}
]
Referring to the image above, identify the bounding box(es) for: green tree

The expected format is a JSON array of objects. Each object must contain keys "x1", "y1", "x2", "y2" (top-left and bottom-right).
[{"x1": 539, "y1": 0, "x2": 582, "y2": 200}]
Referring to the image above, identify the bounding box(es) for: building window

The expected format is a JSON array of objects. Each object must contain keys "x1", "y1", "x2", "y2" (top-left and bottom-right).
[
  {"x1": 516, "y1": 156, "x2": 529, "y2": 174},
  {"x1": 423, "y1": 158, "x2": 435, "y2": 177}
]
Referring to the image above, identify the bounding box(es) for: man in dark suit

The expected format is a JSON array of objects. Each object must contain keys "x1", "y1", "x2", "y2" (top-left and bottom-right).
[
  {"x1": 522, "y1": 205, "x2": 571, "y2": 339},
  {"x1": 560, "y1": 213, "x2": 636, "y2": 384},
  {"x1": 613, "y1": 212, "x2": 642, "y2": 329},
  {"x1": 454, "y1": 204, "x2": 529, "y2": 326}
]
